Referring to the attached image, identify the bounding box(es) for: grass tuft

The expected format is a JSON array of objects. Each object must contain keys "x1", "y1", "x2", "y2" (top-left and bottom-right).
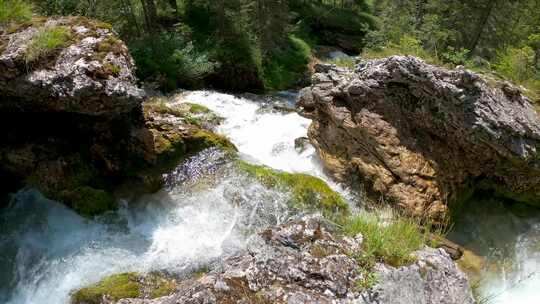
[
  {"x1": 0, "y1": 0, "x2": 32, "y2": 24},
  {"x1": 25, "y1": 25, "x2": 72, "y2": 63},
  {"x1": 343, "y1": 211, "x2": 429, "y2": 267}
]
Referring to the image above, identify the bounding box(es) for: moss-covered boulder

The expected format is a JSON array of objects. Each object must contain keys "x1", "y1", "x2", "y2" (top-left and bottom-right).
[
  {"x1": 71, "y1": 272, "x2": 177, "y2": 304},
  {"x1": 236, "y1": 161, "x2": 349, "y2": 218}
]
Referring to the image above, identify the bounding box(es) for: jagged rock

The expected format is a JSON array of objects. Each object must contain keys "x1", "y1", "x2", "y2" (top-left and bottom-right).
[
  {"x1": 297, "y1": 56, "x2": 540, "y2": 220},
  {"x1": 112, "y1": 215, "x2": 473, "y2": 304}
]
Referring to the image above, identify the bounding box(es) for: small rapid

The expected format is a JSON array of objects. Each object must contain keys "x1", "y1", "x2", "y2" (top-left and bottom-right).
[
  {"x1": 449, "y1": 198, "x2": 540, "y2": 304},
  {"x1": 0, "y1": 90, "x2": 336, "y2": 304}
]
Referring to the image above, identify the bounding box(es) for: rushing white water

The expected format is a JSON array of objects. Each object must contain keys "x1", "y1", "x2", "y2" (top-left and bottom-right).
[
  {"x1": 0, "y1": 91, "x2": 323, "y2": 304},
  {"x1": 181, "y1": 90, "x2": 353, "y2": 200},
  {"x1": 448, "y1": 198, "x2": 540, "y2": 304},
  {"x1": 2, "y1": 90, "x2": 539, "y2": 304}
]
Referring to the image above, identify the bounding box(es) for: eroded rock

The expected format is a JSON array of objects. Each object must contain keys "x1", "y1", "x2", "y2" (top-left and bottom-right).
[{"x1": 298, "y1": 56, "x2": 540, "y2": 220}]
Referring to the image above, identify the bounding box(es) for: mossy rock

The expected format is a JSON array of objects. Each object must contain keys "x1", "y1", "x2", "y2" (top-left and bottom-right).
[
  {"x1": 60, "y1": 186, "x2": 117, "y2": 217},
  {"x1": 71, "y1": 273, "x2": 141, "y2": 304},
  {"x1": 236, "y1": 161, "x2": 349, "y2": 218},
  {"x1": 186, "y1": 130, "x2": 237, "y2": 154},
  {"x1": 71, "y1": 272, "x2": 177, "y2": 304}
]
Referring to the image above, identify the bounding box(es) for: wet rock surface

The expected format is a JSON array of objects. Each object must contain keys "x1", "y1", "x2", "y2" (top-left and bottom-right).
[
  {"x1": 298, "y1": 56, "x2": 540, "y2": 219},
  {"x1": 112, "y1": 215, "x2": 473, "y2": 304}
]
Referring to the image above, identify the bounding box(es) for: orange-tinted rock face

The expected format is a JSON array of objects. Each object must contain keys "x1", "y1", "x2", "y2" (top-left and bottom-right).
[{"x1": 298, "y1": 57, "x2": 540, "y2": 220}]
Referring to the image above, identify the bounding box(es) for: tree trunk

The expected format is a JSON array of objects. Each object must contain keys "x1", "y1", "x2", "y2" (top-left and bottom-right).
[
  {"x1": 167, "y1": 0, "x2": 180, "y2": 21},
  {"x1": 469, "y1": 0, "x2": 496, "y2": 54},
  {"x1": 415, "y1": 0, "x2": 428, "y2": 30},
  {"x1": 140, "y1": 0, "x2": 158, "y2": 33}
]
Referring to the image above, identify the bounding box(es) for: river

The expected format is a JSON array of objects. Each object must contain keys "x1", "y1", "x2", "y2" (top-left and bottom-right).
[{"x1": 0, "y1": 91, "x2": 538, "y2": 303}]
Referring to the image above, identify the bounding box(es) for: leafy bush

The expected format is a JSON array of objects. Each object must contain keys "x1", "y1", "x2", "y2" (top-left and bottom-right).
[
  {"x1": 262, "y1": 35, "x2": 312, "y2": 90},
  {"x1": 25, "y1": 25, "x2": 72, "y2": 63},
  {"x1": 0, "y1": 0, "x2": 32, "y2": 23},
  {"x1": 362, "y1": 35, "x2": 443, "y2": 65},
  {"x1": 494, "y1": 46, "x2": 537, "y2": 83}
]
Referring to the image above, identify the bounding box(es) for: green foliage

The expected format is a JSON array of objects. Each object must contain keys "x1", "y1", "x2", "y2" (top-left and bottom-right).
[
  {"x1": 494, "y1": 46, "x2": 538, "y2": 83},
  {"x1": 262, "y1": 35, "x2": 312, "y2": 90},
  {"x1": 237, "y1": 161, "x2": 349, "y2": 218},
  {"x1": 0, "y1": 0, "x2": 32, "y2": 23},
  {"x1": 25, "y1": 25, "x2": 72, "y2": 63},
  {"x1": 343, "y1": 212, "x2": 429, "y2": 267},
  {"x1": 129, "y1": 31, "x2": 216, "y2": 91},
  {"x1": 363, "y1": 35, "x2": 442, "y2": 65},
  {"x1": 71, "y1": 273, "x2": 141, "y2": 304}
]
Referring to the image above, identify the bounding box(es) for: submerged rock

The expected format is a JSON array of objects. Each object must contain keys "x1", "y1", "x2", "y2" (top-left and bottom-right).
[
  {"x1": 109, "y1": 214, "x2": 473, "y2": 304},
  {"x1": 298, "y1": 56, "x2": 540, "y2": 220}
]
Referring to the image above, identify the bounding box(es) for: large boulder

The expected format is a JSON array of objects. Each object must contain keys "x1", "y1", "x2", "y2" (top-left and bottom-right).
[
  {"x1": 0, "y1": 16, "x2": 143, "y2": 115},
  {"x1": 112, "y1": 215, "x2": 473, "y2": 304},
  {"x1": 297, "y1": 56, "x2": 540, "y2": 220},
  {"x1": 0, "y1": 17, "x2": 234, "y2": 215}
]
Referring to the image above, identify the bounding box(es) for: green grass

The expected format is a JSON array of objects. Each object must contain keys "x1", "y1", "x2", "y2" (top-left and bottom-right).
[
  {"x1": 237, "y1": 161, "x2": 349, "y2": 218},
  {"x1": 0, "y1": 0, "x2": 32, "y2": 24},
  {"x1": 343, "y1": 211, "x2": 429, "y2": 267},
  {"x1": 25, "y1": 25, "x2": 72, "y2": 63},
  {"x1": 326, "y1": 57, "x2": 356, "y2": 69}
]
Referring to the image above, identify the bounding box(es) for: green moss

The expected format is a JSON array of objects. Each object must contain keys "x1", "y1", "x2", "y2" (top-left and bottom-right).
[
  {"x1": 25, "y1": 25, "x2": 73, "y2": 63},
  {"x1": 71, "y1": 272, "x2": 177, "y2": 303},
  {"x1": 71, "y1": 273, "x2": 141, "y2": 304},
  {"x1": 185, "y1": 102, "x2": 211, "y2": 114},
  {"x1": 236, "y1": 161, "x2": 349, "y2": 218},
  {"x1": 61, "y1": 186, "x2": 117, "y2": 217},
  {"x1": 186, "y1": 131, "x2": 237, "y2": 153}
]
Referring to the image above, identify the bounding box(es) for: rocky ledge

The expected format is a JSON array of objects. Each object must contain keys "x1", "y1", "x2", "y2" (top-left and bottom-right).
[
  {"x1": 103, "y1": 215, "x2": 473, "y2": 304},
  {"x1": 298, "y1": 56, "x2": 540, "y2": 220},
  {"x1": 0, "y1": 17, "x2": 234, "y2": 215}
]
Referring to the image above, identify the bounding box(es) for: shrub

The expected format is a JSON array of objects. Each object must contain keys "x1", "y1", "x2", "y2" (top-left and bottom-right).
[
  {"x1": 129, "y1": 32, "x2": 216, "y2": 91},
  {"x1": 25, "y1": 25, "x2": 72, "y2": 63},
  {"x1": 363, "y1": 35, "x2": 442, "y2": 65},
  {"x1": 262, "y1": 35, "x2": 312, "y2": 90},
  {"x1": 0, "y1": 0, "x2": 32, "y2": 24},
  {"x1": 494, "y1": 46, "x2": 537, "y2": 83},
  {"x1": 343, "y1": 211, "x2": 429, "y2": 267}
]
